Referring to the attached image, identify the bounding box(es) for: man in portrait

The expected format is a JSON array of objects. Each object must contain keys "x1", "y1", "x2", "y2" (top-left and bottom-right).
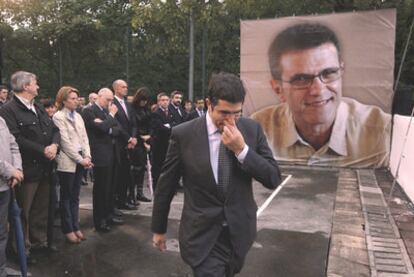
[{"x1": 251, "y1": 23, "x2": 391, "y2": 168}]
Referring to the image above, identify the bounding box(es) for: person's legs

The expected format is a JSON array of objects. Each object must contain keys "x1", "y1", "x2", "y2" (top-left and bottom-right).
[
  {"x1": 192, "y1": 227, "x2": 235, "y2": 277},
  {"x1": 92, "y1": 167, "x2": 107, "y2": 228},
  {"x1": 70, "y1": 165, "x2": 84, "y2": 232},
  {"x1": 47, "y1": 169, "x2": 59, "y2": 248},
  {"x1": 133, "y1": 165, "x2": 151, "y2": 202},
  {"x1": 0, "y1": 190, "x2": 10, "y2": 277},
  {"x1": 58, "y1": 171, "x2": 75, "y2": 234},
  {"x1": 115, "y1": 149, "x2": 131, "y2": 207},
  {"x1": 29, "y1": 174, "x2": 50, "y2": 248},
  {"x1": 15, "y1": 181, "x2": 39, "y2": 252}
]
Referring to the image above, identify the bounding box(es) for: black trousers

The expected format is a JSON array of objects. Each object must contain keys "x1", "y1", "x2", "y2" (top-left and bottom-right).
[
  {"x1": 115, "y1": 148, "x2": 132, "y2": 205},
  {"x1": 92, "y1": 165, "x2": 113, "y2": 227},
  {"x1": 192, "y1": 227, "x2": 237, "y2": 277},
  {"x1": 47, "y1": 169, "x2": 59, "y2": 246}
]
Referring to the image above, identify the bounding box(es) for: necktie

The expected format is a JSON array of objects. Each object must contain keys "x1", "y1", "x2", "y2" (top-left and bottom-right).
[
  {"x1": 217, "y1": 142, "x2": 232, "y2": 197},
  {"x1": 176, "y1": 107, "x2": 182, "y2": 117},
  {"x1": 164, "y1": 109, "x2": 168, "y2": 117},
  {"x1": 119, "y1": 99, "x2": 128, "y2": 118}
]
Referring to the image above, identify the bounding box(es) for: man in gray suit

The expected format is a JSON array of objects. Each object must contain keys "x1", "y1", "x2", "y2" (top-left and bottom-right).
[{"x1": 151, "y1": 72, "x2": 282, "y2": 276}]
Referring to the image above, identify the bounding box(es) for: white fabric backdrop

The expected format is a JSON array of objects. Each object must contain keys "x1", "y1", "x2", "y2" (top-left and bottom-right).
[{"x1": 390, "y1": 114, "x2": 414, "y2": 202}]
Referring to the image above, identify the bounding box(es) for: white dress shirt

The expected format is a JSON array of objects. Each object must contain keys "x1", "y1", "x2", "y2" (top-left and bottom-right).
[
  {"x1": 205, "y1": 111, "x2": 249, "y2": 183},
  {"x1": 115, "y1": 95, "x2": 128, "y2": 118},
  {"x1": 197, "y1": 108, "x2": 204, "y2": 117},
  {"x1": 15, "y1": 95, "x2": 36, "y2": 115}
]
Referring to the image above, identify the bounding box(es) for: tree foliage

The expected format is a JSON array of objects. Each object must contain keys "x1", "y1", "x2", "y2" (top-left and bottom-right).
[{"x1": 0, "y1": 0, "x2": 413, "y2": 112}]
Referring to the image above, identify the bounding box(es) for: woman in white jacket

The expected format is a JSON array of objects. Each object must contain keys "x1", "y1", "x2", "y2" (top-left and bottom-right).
[{"x1": 53, "y1": 87, "x2": 92, "y2": 243}]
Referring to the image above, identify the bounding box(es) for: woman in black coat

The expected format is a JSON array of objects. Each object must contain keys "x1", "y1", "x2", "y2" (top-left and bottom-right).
[{"x1": 128, "y1": 87, "x2": 152, "y2": 203}]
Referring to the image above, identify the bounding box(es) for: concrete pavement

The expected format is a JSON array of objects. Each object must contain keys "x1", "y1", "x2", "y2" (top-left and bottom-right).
[{"x1": 6, "y1": 166, "x2": 414, "y2": 276}]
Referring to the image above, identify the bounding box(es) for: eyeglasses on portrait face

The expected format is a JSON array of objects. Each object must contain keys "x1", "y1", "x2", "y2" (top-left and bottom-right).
[{"x1": 281, "y1": 66, "x2": 344, "y2": 90}]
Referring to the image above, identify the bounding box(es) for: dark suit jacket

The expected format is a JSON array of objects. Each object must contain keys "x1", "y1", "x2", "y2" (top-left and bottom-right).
[
  {"x1": 113, "y1": 97, "x2": 137, "y2": 146},
  {"x1": 168, "y1": 103, "x2": 187, "y2": 127},
  {"x1": 0, "y1": 96, "x2": 60, "y2": 182},
  {"x1": 187, "y1": 109, "x2": 204, "y2": 121},
  {"x1": 151, "y1": 116, "x2": 281, "y2": 270},
  {"x1": 82, "y1": 104, "x2": 120, "y2": 167},
  {"x1": 150, "y1": 107, "x2": 173, "y2": 163}
]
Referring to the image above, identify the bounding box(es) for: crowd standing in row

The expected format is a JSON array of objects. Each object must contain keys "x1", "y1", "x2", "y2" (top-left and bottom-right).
[{"x1": 0, "y1": 71, "x2": 207, "y2": 275}]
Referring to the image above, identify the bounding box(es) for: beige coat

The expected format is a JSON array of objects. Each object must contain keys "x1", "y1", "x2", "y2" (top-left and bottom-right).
[{"x1": 53, "y1": 108, "x2": 91, "y2": 173}]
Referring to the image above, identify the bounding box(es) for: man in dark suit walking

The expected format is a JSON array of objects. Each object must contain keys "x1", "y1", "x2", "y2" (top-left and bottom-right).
[
  {"x1": 82, "y1": 88, "x2": 121, "y2": 232},
  {"x1": 150, "y1": 92, "x2": 173, "y2": 189},
  {"x1": 152, "y1": 72, "x2": 282, "y2": 276},
  {"x1": 112, "y1": 79, "x2": 138, "y2": 210}
]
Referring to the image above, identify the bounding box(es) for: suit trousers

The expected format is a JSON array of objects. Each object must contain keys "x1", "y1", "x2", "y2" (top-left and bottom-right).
[
  {"x1": 14, "y1": 173, "x2": 50, "y2": 252},
  {"x1": 58, "y1": 164, "x2": 85, "y2": 234},
  {"x1": 192, "y1": 227, "x2": 237, "y2": 277},
  {"x1": 0, "y1": 189, "x2": 10, "y2": 277},
  {"x1": 92, "y1": 165, "x2": 113, "y2": 227},
  {"x1": 115, "y1": 148, "x2": 132, "y2": 205},
  {"x1": 47, "y1": 168, "x2": 59, "y2": 246}
]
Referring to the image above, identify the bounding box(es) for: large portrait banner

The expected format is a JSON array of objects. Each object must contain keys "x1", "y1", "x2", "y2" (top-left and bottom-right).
[{"x1": 242, "y1": 9, "x2": 395, "y2": 168}]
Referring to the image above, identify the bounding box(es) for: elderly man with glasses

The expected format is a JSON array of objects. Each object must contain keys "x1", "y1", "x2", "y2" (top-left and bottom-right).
[{"x1": 251, "y1": 23, "x2": 391, "y2": 168}]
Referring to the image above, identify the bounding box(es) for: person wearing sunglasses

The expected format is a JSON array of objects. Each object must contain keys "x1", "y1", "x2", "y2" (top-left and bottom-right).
[{"x1": 252, "y1": 23, "x2": 391, "y2": 168}]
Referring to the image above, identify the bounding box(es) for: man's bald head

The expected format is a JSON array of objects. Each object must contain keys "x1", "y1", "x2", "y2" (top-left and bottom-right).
[
  {"x1": 97, "y1": 88, "x2": 114, "y2": 108},
  {"x1": 88, "y1": 92, "x2": 98, "y2": 104},
  {"x1": 112, "y1": 79, "x2": 128, "y2": 98}
]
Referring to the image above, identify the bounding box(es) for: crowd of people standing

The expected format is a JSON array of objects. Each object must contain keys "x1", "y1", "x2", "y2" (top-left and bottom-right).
[{"x1": 0, "y1": 70, "x2": 206, "y2": 275}]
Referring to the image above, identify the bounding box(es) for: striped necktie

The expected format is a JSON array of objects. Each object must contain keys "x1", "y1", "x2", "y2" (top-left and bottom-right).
[{"x1": 217, "y1": 142, "x2": 232, "y2": 197}]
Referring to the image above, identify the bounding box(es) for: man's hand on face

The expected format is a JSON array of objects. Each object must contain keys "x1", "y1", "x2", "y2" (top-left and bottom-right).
[
  {"x1": 152, "y1": 233, "x2": 167, "y2": 252},
  {"x1": 221, "y1": 118, "x2": 245, "y2": 156},
  {"x1": 130, "y1": 137, "x2": 138, "y2": 147},
  {"x1": 109, "y1": 104, "x2": 118, "y2": 117}
]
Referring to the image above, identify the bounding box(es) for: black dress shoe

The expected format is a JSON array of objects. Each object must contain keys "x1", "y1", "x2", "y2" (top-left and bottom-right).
[
  {"x1": 118, "y1": 203, "x2": 138, "y2": 210},
  {"x1": 96, "y1": 224, "x2": 111, "y2": 233},
  {"x1": 113, "y1": 208, "x2": 123, "y2": 217},
  {"x1": 137, "y1": 194, "x2": 151, "y2": 202},
  {"x1": 107, "y1": 217, "x2": 124, "y2": 225}
]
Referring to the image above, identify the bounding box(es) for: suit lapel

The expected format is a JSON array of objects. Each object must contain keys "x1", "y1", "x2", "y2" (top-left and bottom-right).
[
  {"x1": 114, "y1": 98, "x2": 129, "y2": 121},
  {"x1": 92, "y1": 103, "x2": 106, "y2": 120},
  {"x1": 195, "y1": 117, "x2": 218, "y2": 188},
  {"x1": 224, "y1": 119, "x2": 247, "y2": 199}
]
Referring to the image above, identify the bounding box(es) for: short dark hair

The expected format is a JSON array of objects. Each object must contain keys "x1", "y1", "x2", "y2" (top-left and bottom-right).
[
  {"x1": 157, "y1": 92, "x2": 168, "y2": 100},
  {"x1": 0, "y1": 85, "x2": 8, "y2": 91},
  {"x1": 268, "y1": 23, "x2": 341, "y2": 80},
  {"x1": 208, "y1": 72, "x2": 246, "y2": 106},
  {"x1": 170, "y1": 90, "x2": 183, "y2": 98},
  {"x1": 194, "y1": 97, "x2": 204, "y2": 103}
]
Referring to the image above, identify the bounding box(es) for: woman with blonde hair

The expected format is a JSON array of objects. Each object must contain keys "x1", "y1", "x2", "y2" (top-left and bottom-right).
[{"x1": 53, "y1": 86, "x2": 92, "y2": 243}]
